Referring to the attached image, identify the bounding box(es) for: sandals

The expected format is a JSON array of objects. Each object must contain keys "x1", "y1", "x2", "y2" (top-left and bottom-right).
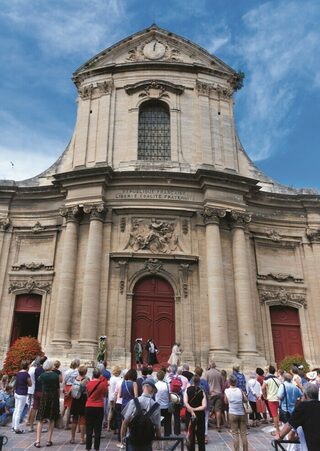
[
  {"x1": 46, "y1": 442, "x2": 53, "y2": 447},
  {"x1": 34, "y1": 443, "x2": 41, "y2": 448}
]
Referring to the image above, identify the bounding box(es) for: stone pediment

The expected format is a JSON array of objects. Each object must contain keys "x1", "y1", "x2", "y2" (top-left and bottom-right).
[{"x1": 73, "y1": 24, "x2": 236, "y2": 80}]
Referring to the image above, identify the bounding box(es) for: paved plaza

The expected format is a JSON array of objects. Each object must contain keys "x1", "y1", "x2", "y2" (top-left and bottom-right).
[{"x1": 1, "y1": 424, "x2": 280, "y2": 450}]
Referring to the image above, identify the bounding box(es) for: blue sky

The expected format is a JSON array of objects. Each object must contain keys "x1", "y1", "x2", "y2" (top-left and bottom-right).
[{"x1": 0, "y1": 0, "x2": 319, "y2": 189}]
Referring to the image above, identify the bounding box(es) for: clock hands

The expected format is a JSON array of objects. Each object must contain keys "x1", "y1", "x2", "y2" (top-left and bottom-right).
[{"x1": 153, "y1": 41, "x2": 157, "y2": 51}]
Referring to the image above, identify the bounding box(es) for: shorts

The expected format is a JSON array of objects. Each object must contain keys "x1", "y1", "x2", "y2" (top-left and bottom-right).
[
  {"x1": 64, "y1": 386, "x2": 72, "y2": 408},
  {"x1": 268, "y1": 401, "x2": 279, "y2": 418},
  {"x1": 210, "y1": 394, "x2": 222, "y2": 412},
  {"x1": 33, "y1": 391, "x2": 43, "y2": 410},
  {"x1": 72, "y1": 414, "x2": 85, "y2": 426}
]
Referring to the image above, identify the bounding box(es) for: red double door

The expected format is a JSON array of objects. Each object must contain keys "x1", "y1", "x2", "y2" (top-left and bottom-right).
[
  {"x1": 270, "y1": 306, "x2": 304, "y2": 364},
  {"x1": 131, "y1": 276, "x2": 175, "y2": 367},
  {"x1": 10, "y1": 294, "x2": 42, "y2": 345}
]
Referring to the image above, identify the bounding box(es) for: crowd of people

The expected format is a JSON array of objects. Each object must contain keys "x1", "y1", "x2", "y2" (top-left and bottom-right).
[{"x1": 0, "y1": 353, "x2": 320, "y2": 451}]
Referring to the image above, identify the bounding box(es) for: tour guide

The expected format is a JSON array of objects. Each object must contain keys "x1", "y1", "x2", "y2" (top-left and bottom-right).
[{"x1": 120, "y1": 378, "x2": 161, "y2": 450}]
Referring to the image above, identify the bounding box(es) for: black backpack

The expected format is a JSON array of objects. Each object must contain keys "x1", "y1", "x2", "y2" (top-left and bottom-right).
[{"x1": 129, "y1": 398, "x2": 159, "y2": 445}]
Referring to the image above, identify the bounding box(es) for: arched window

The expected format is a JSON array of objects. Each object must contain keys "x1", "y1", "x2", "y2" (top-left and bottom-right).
[{"x1": 138, "y1": 99, "x2": 171, "y2": 160}]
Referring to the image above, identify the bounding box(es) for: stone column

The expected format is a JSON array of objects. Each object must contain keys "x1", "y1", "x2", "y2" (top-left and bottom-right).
[
  {"x1": 52, "y1": 206, "x2": 81, "y2": 345},
  {"x1": 78, "y1": 204, "x2": 106, "y2": 345},
  {"x1": 202, "y1": 207, "x2": 230, "y2": 356},
  {"x1": 231, "y1": 211, "x2": 257, "y2": 355}
]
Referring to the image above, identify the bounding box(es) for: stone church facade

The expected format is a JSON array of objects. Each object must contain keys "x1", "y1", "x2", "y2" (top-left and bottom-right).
[{"x1": 0, "y1": 25, "x2": 319, "y2": 370}]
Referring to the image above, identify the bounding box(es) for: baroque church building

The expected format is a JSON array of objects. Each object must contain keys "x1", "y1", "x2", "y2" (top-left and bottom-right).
[{"x1": 1, "y1": 25, "x2": 319, "y2": 370}]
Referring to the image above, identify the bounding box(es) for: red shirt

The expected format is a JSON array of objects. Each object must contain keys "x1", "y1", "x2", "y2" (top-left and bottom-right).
[{"x1": 86, "y1": 377, "x2": 108, "y2": 408}]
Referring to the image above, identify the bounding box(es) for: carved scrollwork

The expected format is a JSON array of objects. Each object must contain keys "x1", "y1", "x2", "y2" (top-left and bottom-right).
[
  {"x1": 12, "y1": 262, "x2": 54, "y2": 272},
  {"x1": 78, "y1": 81, "x2": 113, "y2": 99},
  {"x1": 124, "y1": 79, "x2": 184, "y2": 97},
  {"x1": 258, "y1": 285, "x2": 306, "y2": 309},
  {"x1": 267, "y1": 230, "x2": 281, "y2": 242},
  {"x1": 144, "y1": 259, "x2": 163, "y2": 274},
  {"x1": 230, "y1": 211, "x2": 252, "y2": 228},
  {"x1": 0, "y1": 218, "x2": 11, "y2": 231},
  {"x1": 120, "y1": 217, "x2": 126, "y2": 233},
  {"x1": 257, "y1": 273, "x2": 303, "y2": 284},
  {"x1": 182, "y1": 219, "x2": 189, "y2": 235},
  {"x1": 196, "y1": 80, "x2": 233, "y2": 99},
  {"x1": 83, "y1": 203, "x2": 106, "y2": 221},
  {"x1": 306, "y1": 228, "x2": 320, "y2": 242},
  {"x1": 117, "y1": 260, "x2": 128, "y2": 295},
  {"x1": 201, "y1": 207, "x2": 226, "y2": 225},
  {"x1": 9, "y1": 276, "x2": 52, "y2": 294},
  {"x1": 59, "y1": 205, "x2": 82, "y2": 223},
  {"x1": 32, "y1": 221, "x2": 45, "y2": 234},
  {"x1": 179, "y1": 263, "x2": 192, "y2": 298},
  {"x1": 125, "y1": 218, "x2": 181, "y2": 254}
]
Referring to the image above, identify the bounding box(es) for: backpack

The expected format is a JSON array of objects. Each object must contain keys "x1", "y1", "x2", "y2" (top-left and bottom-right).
[
  {"x1": 170, "y1": 376, "x2": 182, "y2": 394},
  {"x1": 129, "y1": 398, "x2": 159, "y2": 445},
  {"x1": 71, "y1": 378, "x2": 85, "y2": 399}
]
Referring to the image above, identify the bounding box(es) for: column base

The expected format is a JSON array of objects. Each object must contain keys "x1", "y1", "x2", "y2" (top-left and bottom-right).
[
  {"x1": 237, "y1": 353, "x2": 267, "y2": 372},
  {"x1": 108, "y1": 347, "x2": 131, "y2": 368},
  {"x1": 180, "y1": 350, "x2": 195, "y2": 366},
  {"x1": 208, "y1": 350, "x2": 238, "y2": 370}
]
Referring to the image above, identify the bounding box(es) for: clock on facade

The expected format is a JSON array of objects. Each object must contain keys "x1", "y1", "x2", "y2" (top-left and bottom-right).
[{"x1": 143, "y1": 40, "x2": 166, "y2": 60}]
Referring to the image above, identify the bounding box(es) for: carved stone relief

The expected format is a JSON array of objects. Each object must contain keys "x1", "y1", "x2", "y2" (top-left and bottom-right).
[
  {"x1": 120, "y1": 217, "x2": 126, "y2": 233},
  {"x1": 32, "y1": 222, "x2": 45, "y2": 234},
  {"x1": 306, "y1": 228, "x2": 320, "y2": 242},
  {"x1": 230, "y1": 211, "x2": 252, "y2": 227},
  {"x1": 117, "y1": 260, "x2": 128, "y2": 295},
  {"x1": 182, "y1": 219, "x2": 189, "y2": 235},
  {"x1": 59, "y1": 205, "x2": 82, "y2": 223},
  {"x1": 9, "y1": 277, "x2": 52, "y2": 293},
  {"x1": 144, "y1": 259, "x2": 163, "y2": 274},
  {"x1": 179, "y1": 263, "x2": 192, "y2": 298},
  {"x1": 257, "y1": 273, "x2": 303, "y2": 284},
  {"x1": 83, "y1": 203, "x2": 106, "y2": 221},
  {"x1": 125, "y1": 218, "x2": 181, "y2": 254},
  {"x1": 127, "y1": 39, "x2": 181, "y2": 62},
  {"x1": 258, "y1": 285, "x2": 306, "y2": 309},
  {"x1": 78, "y1": 81, "x2": 113, "y2": 100},
  {"x1": 12, "y1": 262, "x2": 54, "y2": 272},
  {"x1": 201, "y1": 207, "x2": 226, "y2": 225},
  {"x1": 196, "y1": 80, "x2": 233, "y2": 99},
  {"x1": 267, "y1": 230, "x2": 281, "y2": 242},
  {"x1": 0, "y1": 218, "x2": 11, "y2": 230}
]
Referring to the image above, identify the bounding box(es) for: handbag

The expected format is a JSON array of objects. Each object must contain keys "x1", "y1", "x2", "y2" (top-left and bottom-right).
[
  {"x1": 241, "y1": 391, "x2": 252, "y2": 415},
  {"x1": 279, "y1": 383, "x2": 291, "y2": 423},
  {"x1": 256, "y1": 398, "x2": 266, "y2": 414}
]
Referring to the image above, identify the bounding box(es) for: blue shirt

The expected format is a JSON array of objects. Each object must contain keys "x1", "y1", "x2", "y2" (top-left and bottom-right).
[
  {"x1": 277, "y1": 381, "x2": 301, "y2": 413},
  {"x1": 233, "y1": 371, "x2": 247, "y2": 394}
]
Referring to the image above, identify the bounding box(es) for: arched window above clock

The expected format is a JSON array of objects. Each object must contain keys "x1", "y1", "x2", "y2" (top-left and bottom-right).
[{"x1": 138, "y1": 99, "x2": 171, "y2": 161}]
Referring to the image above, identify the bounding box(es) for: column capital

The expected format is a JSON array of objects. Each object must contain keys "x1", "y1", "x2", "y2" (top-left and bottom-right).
[
  {"x1": 83, "y1": 203, "x2": 107, "y2": 221},
  {"x1": 230, "y1": 210, "x2": 252, "y2": 229},
  {"x1": 201, "y1": 207, "x2": 226, "y2": 225},
  {"x1": 59, "y1": 205, "x2": 82, "y2": 223}
]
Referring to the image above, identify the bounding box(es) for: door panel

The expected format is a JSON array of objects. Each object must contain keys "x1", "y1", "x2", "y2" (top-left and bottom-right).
[
  {"x1": 270, "y1": 306, "x2": 303, "y2": 364},
  {"x1": 132, "y1": 276, "x2": 175, "y2": 367}
]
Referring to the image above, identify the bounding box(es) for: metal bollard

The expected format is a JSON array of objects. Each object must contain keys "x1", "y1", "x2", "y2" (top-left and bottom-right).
[{"x1": 0, "y1": 435, "x2": 8, "y2": 451}]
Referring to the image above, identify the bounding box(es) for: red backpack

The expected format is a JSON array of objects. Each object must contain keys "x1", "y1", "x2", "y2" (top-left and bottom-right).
[{"x1": 170, "y1": 376, "x2": 182, "y2": 393}]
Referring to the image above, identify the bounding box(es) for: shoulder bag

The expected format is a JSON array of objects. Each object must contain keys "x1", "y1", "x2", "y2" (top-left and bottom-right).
[
  {"x1": 279, "y1": 383, "x2": 291, "y2": 423},
  {"x1": 241, "y1": 390, "x2": 252, "y2": 415}
]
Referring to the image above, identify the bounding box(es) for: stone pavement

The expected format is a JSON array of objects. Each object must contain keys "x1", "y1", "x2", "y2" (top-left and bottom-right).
[{"x1": 0, "y1": 424, "x2": 279, "y2": 450}]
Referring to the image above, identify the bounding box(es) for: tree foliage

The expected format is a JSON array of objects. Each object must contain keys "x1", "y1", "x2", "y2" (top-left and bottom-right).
[{"x1": 279, "y1": 354, "x2": 310, "y2": 373}]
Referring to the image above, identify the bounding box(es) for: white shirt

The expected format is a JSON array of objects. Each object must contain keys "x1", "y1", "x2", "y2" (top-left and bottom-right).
[
  {"x1": 109, "y1": 375, "x2": 121, "y2": 402},
  {"x1": 115, "y1": 378, "x2": 124, "y2": 404},
  {"x1": 247, "y1": 378, "x2": 262, "y2": 402},
  {"x1": 225, "y1": 387, "x2": 245, "y2": 415},
  {"x1": 155, "y1": 380, "x2": 170, "y2": 408},
  {"x1": 28, "y1": 366, "x2": 36, "y2": 395}
]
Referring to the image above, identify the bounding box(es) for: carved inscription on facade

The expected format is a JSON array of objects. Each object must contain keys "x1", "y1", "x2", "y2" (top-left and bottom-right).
[
  {"x1": 115, "y1": 189, "x2": 191, "y2": 201},
  {"x1": 125, "y1": 218, "x2": 181, "y2": 254}
]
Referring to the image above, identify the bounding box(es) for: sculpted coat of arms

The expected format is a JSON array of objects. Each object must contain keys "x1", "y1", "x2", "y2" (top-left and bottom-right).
[{"x1": 125, "y1": 218, "x2": 181, "y2": 254}]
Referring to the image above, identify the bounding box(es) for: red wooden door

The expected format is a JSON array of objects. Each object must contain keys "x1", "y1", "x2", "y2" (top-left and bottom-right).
[
  {"x1": 132, "y1": 276, "x2": 175, "y2": 367},
  {"x1": 270, "y1": 306, "x2": 303, "y2": 364},
  {"x1": 10, "y1": 294, "x2": 42, "y2": 345}
]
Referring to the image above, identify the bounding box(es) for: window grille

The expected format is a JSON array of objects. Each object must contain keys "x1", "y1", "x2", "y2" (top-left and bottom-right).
[{"x1": 138, "y1": 100, "x2": 171, "y2": 161}]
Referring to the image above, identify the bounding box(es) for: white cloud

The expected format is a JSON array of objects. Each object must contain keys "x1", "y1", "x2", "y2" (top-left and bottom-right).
[
  {"x1": 0, "y1": 111, "x2": 66, "y2": 181},
  {"x1": 236, "y1": 0, "x2": 320, "y2": 160},
  {"x1": 1, "y1": 0, "x2": 128, "y2": 56}
]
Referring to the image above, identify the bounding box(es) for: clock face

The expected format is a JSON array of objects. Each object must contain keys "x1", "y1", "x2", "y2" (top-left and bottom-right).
[{"x1": 143, "y1": 40, "x2": 166, "y2": 60}]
